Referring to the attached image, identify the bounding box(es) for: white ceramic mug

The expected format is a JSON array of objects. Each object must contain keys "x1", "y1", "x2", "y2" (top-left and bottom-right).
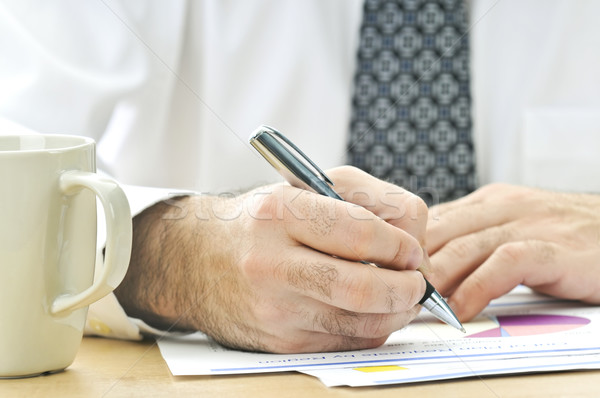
[{"x1": 0, "y1": 134, "x2": 132, "y2": 378}]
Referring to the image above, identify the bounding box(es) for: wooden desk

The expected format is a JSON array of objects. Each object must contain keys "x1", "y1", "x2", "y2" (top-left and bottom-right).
[{"x1": 3, "y1": 337, "x2": 600, "y2": 397}]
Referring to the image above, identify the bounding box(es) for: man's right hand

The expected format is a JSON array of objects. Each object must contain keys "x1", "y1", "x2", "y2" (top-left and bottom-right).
[{"x1": 115, "y1": 166, "x2": 428, "y2": 353}]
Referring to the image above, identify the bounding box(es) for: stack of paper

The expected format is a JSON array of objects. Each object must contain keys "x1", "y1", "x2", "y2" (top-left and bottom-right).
[{"x1": 157, "y1": 286, "x2": 600, "y2": 387}]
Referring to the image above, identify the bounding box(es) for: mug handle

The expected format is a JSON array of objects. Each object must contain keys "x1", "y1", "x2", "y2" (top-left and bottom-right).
[{"x1": 51, "y1": 170, "x2": 132, "y2": 315}]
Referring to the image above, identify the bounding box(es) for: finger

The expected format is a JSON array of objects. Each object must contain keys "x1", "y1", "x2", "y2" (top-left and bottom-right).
[
  {"x1": 426, "y1": 184, "x2": 531, "y2": 254},
  {"x1": 306, "y1": 299, "x2": 419, "y2": 338},
  {"x1": 427, "y1": 201, "x2": 512, "y2": 254},
  {"x1": 261, "y1": 247, "x2": 427, "y2": 315},
  {"x1": 427, "y1": 217, "x2": 587, "y2": 296},
  {"x1": 446, "y1": 240, "x2": 562, "y2": 321},
  {"x1": 428, "y1": 182, "x2": 520, "y2": 218},
  {"x1": 527, "y1": 246, "x2": 600, "y2": 304},
  {"x1": 277, "y1": 185, "x2": 424, "y2": 270},
  {"x1": 271, "y1": 295, "x2": 419, "y2": 342},
  {"x1": 247, "y1": 284, "x2": 419, "y2": 353},
  {"x1": 428, "y1": 223, "x2": 519, "y2": 296},
  {"x1": 327, "y1": 166, "x2": 428, "y2": 241}
]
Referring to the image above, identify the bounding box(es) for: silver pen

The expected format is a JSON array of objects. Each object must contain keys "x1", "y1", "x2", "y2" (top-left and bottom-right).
[{"x1": 249, "y1": 125, "x2": 465, "y2": 332}]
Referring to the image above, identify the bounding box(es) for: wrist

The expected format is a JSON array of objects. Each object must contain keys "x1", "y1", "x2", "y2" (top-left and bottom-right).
[{"x1": 114, "y1": 194, "x2": 243, "y2": 333}]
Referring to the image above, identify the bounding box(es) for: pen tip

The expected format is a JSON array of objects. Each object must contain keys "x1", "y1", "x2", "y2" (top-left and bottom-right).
[{"x1": 460, "y1": 327, "x2": 466, "y2": 334}]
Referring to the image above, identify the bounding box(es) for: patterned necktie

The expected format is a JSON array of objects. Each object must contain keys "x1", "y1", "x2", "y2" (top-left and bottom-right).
[{"x1": 348, "y1": 0, "x2": 476, "y2": 205}]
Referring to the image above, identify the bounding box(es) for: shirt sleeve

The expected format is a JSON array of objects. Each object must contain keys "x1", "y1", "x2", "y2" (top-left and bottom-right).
[{"x1": 85, "y1": 183, "x2": 193, "y2": 340}]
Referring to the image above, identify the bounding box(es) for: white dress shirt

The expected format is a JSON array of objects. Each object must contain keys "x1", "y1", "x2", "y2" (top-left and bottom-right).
[{"x1": 1, "y1": 0, "x2": 599, "y2": 339}]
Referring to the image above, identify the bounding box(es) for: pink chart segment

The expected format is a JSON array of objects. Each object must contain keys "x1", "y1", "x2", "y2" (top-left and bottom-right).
[{"x1": 467, "y1": 314, "x2": 590, "y2": 338}]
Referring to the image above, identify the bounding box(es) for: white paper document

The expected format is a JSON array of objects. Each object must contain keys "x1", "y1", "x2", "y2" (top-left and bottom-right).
[{"x1": 156, "y1": 287, "x2": 600, "y2": 386}]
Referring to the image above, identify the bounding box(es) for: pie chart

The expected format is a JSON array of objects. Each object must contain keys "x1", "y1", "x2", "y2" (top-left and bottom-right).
[{"x1": 466, "y1": 314, "x2": 590, "y2": 338}]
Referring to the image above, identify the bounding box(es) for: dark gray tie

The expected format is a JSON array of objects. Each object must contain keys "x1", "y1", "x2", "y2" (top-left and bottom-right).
[{"x1": 347, "y1": 0, "x2": 476, "y2": 205}]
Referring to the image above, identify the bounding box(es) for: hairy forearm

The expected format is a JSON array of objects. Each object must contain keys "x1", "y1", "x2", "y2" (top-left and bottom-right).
[{"x1": 113, "y1": 195, "x2": 237, "y2": 333}]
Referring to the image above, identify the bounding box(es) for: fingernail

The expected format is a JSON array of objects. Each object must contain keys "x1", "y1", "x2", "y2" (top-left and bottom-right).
[{"x1": 408, "y1": 246, "x2": 424, "y2": 269}]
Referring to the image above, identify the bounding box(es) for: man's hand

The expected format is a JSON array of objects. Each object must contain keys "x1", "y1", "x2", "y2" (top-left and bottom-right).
[
  {"x1": 114, "y1": 166, "x2": 428, "y2": 353},
  {"x1": 426, "y1": 183, "x2": 600, "y2": 322}
]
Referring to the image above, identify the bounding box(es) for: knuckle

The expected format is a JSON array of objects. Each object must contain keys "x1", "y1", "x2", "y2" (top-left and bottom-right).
[
  {"x1": 383, "y1": 184, "x2": 427, "y2": 219},
  {"x1": 464, "y1": 272, "x2": 489, "y2": 299},
  {"x1": 239, "y1": 251, "x2": 287, "y2": 288},
  {"x1": 360, "y1": 314, "x2": 391, "y2": 338},
  {"x1": 496, "y1": 239, "x2": 555, "y2": 267},
  {"x1": 412, "y1": 194, "x2": 428, "y2": 219},
  {"x1": 286, "y1": 261, "x2": 337, "y2": 300},
  {"x1": 238, "y1": 251, "x2": 263, "y2": 281},
  {"x1": 531, "y1": 240, "x2": 556, "y2": 264},
  {"x1": 389, "y1": 236, "x2": 411, "y2": 266},
  {"x1": 341, "y1": 269, "x2": 378, "y2": 312},
  {"x1": 345, "y1": 218, "x2": 375, "y2": 260},
  {"x1": 331, "y1": 165, "x2": 364, "y2": 180},
  {"x1": 442, "y1": 236, "x2": 474, "y2": 260},
  {"x1": 250, "y1": 185, "x2": 283, "y2": 220},
  {"x1": 314, "y1": 309, "x2": 358, "y2": 337},
  {"x1": 494, "y1": 241, "x2": 526, "y2": 266},
  {"x1": 346, "y1": 200, "x2": 374, "y2": 222}
]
